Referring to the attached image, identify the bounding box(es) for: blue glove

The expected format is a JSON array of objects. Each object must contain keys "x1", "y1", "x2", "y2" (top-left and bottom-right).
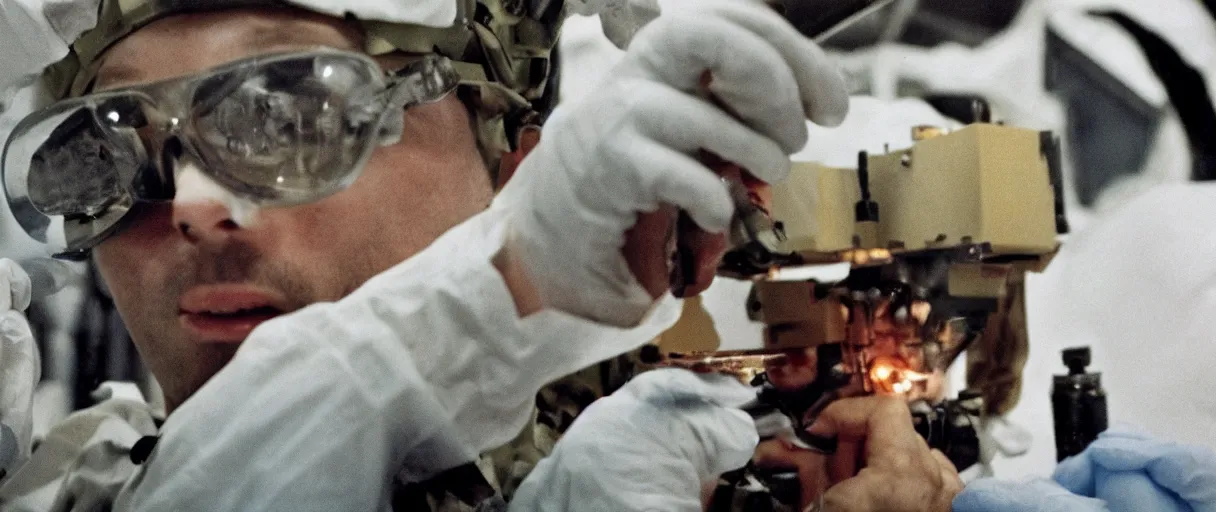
[
  {"x1": 955, "y1": 426, "x2": 1216, "y2": 512},
  {"x1": 953, "y1": 477, "x2": 1108, "y2": 512},
  {"x1": 1054, "y1": 427, "x2": 1216, "y2": 512}
]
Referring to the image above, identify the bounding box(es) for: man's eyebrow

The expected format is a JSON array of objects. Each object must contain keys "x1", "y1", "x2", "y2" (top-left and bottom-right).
[
  {"x1": 244, "y1": 21, "x2": 362, "y2": 52},
  {"x1": 94, "y1": 62, "x2": 146, "y2": 91}
]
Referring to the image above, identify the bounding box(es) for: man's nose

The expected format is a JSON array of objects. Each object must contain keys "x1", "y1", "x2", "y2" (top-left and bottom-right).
[
  {"x1": 173, "y1": 199, "x2": 239, "y2": 244},
  {"x1": 171, "y1": 161, "x2": 258, "y2": 245}
]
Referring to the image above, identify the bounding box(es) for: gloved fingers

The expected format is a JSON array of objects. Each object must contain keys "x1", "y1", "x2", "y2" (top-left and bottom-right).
[
  {"x1": 0, "y1": 309, "x2": 34, "y2": 349},
  {"x1": 690, "y1": 0, "x2": 849, "y2": 128},
  {"x1": 1085, "y1": 435, "x2": 1216, "y2": 509},
  {"x1": 692, "y1": 406, "x2": 760, "y2": 476},
  {"x1": 1097, "y1": 423, "x2": 1155, "y2": 442},
  {"x1": 0, "y1": 310, "x2": 38, "y2": 420},
  {"x1": 1053, "y1": 449, "x2": 1098, "y2": 498},
  {"x1": 952, "y1": 478, "x2": 1110, "y2": 512},
  {"x1": 624, "y1": 368, "x2": 757, "y2": 408},
  {"x1": 611, "y1": 135, "x2": 736, "y2": 234},
  {"x1": 0, "y1": 259, "x2": 33, "y2": 312},
  {"x1": 623, "y1": 80, "x2": 791, "y2": 184},
  {"x1": 588, "y1": 370, "x2": 759, "y2": 483},
  {"x1": 627, "y1": 13, "x2": 807, "y2": 154}
]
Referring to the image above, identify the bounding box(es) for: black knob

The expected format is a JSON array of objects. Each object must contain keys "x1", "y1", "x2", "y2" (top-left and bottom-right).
[
  {"x1": 639, "y1": 344, "x2": 663, "y2": 364},
  {"x1": 1062, "y1": 347, "x2": 1091, "y2": 375}
]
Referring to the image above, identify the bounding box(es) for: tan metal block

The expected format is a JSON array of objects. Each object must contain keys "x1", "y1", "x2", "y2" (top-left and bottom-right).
[
  {"x1": 867, "y1": 124, "x2": 1057, "y2": 256},
  {"x1": 948, "y1": 263, "x2": 1014, "y2": 299},
  {"x1": 752, "y1": 281, "x2": 848, "y2": 348},
  {"x1": 755, "y1": 281, "x2": 817, "y2": 323},
  {"x1": 770, "y1": 163, "x2": 859, "y2": 254},
  {"x1": 764, "y1": 320, "x2": 846, "y2": 350},
  {"x1": 767, "y1": 124, "x2": 1057, "y2": 266}
]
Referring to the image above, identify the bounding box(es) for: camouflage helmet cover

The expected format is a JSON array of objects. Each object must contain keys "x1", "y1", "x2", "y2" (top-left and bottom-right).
[{"x1": 42, "y1": 0, "x2": 570, "y2": 164}]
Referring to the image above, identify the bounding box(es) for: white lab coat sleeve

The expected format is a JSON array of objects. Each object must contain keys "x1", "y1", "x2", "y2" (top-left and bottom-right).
[{"x1": 112, "y1": 204, "x2": 683, "y2": 512}]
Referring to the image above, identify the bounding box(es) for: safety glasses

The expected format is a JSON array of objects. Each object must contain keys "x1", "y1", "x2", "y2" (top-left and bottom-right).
[{"x1": 3, "y1": 48, "x2": 459, "y2": 259}]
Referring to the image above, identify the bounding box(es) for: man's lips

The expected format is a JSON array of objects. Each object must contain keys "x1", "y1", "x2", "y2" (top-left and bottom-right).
[{"x1": 179, "y1": 284, "x2": 288, "y2": 343}]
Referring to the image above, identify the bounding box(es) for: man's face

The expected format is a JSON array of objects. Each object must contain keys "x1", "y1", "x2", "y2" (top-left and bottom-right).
[{"x1": 90, "y1": 8, "x2": 493, "y2": 412}]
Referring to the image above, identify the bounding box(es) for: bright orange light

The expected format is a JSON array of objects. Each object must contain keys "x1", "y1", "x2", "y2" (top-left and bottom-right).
[
  {"x1": 873, "y1": 365, "x2": 893, "y2": 381},
  {"x1": 843, "y1": 248, "x2": 894, "y2": 266},
  {"x1": 868, "y1": 356, "x2": 926, "y2": 396}
]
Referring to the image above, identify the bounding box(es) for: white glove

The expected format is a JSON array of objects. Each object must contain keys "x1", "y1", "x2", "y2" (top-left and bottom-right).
[
  {"x1": 494, "y1": 0, "x2": 849, "y2": 327},
  {"x1": 509, "y1": 368, "x2": 759, "y2": 512},
  {"x1": 566, "y1": 0, "x2": 662, "y2": 49},
  {"x1": 0, "y1": 258, "x2": 39, "y2": 477}
]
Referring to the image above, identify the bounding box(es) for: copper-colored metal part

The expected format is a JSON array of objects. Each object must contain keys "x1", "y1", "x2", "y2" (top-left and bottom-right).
[{"x1": 654, "y1": 350, "x2": 789, "y2": 382}]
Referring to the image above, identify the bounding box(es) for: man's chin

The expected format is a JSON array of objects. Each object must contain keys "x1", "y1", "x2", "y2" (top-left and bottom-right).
[
  {"x1": 167, "y1": 313, "x2": 285, "y2": 412},
  {"x1": 166, "y1": 342, "x2": 246, "y2": 414}
]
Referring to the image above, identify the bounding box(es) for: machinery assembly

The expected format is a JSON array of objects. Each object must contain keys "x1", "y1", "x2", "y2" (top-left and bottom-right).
[{"x1": 650, "y1": 115, "x2": 1090, "y2": 509}]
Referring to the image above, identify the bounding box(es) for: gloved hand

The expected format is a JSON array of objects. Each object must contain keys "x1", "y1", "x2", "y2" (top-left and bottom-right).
[
  {"x1": 952, "y1": 478, "x2": 1109, "y2": 512},
  {"x1": 953, "y1": 426, "x2": 1216, "y2": 512},
  {"x1": 508, "y1": 368, "x2": 759, "y2": 512},
  {"x1": 0, "y1": 258, "x2": 39, "y2": 477},
  {"x1": 494, "y1": 0, "x2": 849, "y2": 327},
  {"x1": 1054, "y1": 427, "x2": 1216, "y2": 512}
]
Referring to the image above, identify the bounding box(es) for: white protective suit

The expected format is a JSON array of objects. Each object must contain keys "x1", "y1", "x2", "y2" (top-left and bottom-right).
[{"x1": 0, "y1": 0, "x2": 850, "y2": 510}]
